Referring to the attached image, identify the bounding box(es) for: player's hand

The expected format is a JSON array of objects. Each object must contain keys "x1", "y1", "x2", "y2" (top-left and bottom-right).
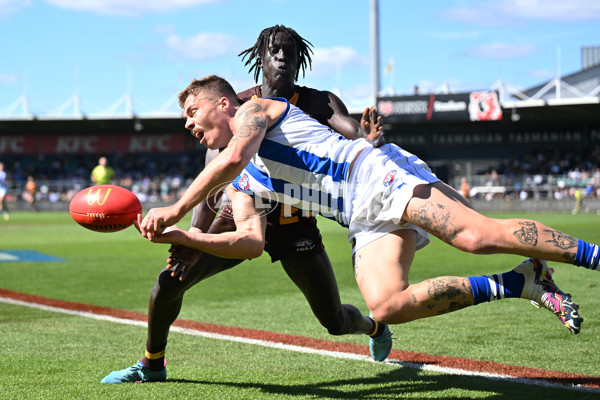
[
  {"x1": 166, "y1": 244, "x2": 204, "y2": 281},
  {"x1": 134, "y1": 215, "x2": 186, "y2": 243},
  {"x1": 139, "y1": 205, "x2": 182, "y2": 240},
  {"x1": 361, "y1": 106, "x2": 384, "y2": 146},
  {"x1": 150, "y1": 225, "x2": 186, "y2": 244}
]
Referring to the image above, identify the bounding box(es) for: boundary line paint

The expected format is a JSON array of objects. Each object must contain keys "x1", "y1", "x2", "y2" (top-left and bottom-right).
[{"x1": 1, "y1": 288, "x2": 598, "y2": 393}]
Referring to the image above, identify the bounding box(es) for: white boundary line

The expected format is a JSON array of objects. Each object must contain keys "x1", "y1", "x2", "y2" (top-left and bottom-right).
[{"x1": 2, "y1": 296, "x2": 598, "y2": 394}]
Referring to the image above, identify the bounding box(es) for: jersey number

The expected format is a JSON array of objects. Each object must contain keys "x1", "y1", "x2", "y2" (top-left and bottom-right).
[{"x1": 278, "y1": 206, "x2": 313, "y2": 225}]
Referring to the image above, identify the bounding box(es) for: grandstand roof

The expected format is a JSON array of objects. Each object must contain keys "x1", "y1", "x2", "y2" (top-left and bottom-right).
[
  {"x1": 518, "y1": 63, "x2": 600, "y2": 104},
  {"x1": 1, "y1": 62, "x2": 599, "y2": 135}
]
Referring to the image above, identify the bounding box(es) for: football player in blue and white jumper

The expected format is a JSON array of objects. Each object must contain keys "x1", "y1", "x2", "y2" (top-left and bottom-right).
[{"x1": 141, "y1": 75, "x2": 594, "y2": 345}]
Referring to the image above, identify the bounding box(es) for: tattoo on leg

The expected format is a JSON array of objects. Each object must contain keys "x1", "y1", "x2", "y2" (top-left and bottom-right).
[
  {"x1": 410, "y1": 202, "x2": 458, "y2": 244},
  {"x1": 544, "y1": 229, "x2": 577, "y2": 250},
  {"x1": 563, "y1": 251, "x2": 576, "y2": 264},
  {"x1": 427, "y1": 277, "x2": 463, "y2": 300},
  {"x1": 514, "y1": 221, "x2": 538, "y2": 246},
  {"x1": 425, "y1": 277, "x2": 472, "y2": 315}
]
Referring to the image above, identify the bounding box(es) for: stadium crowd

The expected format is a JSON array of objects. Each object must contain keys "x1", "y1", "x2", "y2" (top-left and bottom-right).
[
  {"x1": 0, "y1": 153, "x2": 205, "y2": 207},
  {"x1": 458, "y1": 145, "x2": 600, "y2": 202},
  {"x1": 1, "y1": 144, "x2": 599, "y2": 208}
]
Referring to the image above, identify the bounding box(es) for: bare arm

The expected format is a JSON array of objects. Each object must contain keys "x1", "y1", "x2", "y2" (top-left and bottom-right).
[
  {"x1": 143, "y1": 187, "x2": 266, "y2": 259},
  {"x1": 318, "y1": 92, "x2": 384, "y2": 146}
]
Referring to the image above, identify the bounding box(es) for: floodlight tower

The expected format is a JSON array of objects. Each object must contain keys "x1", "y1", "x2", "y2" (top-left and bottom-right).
[{"x1": 371, "y1": 0, "x2": 381, "y2": 104}]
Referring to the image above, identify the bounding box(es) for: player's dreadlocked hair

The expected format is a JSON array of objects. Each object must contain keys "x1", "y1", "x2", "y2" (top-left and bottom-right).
[{"x1": 238, "y1": 25, "x2": 313, "y2": 83}]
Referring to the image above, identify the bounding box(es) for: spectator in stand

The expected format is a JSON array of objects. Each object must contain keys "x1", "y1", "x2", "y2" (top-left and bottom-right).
[
  {"x1": 586, "y1": 182, "x2": 595, "y2": 198},
  {"x1": 90, "y1": 156, "x2": 115, "y2": 185}
]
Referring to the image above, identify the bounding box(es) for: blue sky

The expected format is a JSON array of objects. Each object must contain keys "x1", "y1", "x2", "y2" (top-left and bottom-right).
[{"x1": 1, "y1": 0, "x2": 599, "y2": 116}]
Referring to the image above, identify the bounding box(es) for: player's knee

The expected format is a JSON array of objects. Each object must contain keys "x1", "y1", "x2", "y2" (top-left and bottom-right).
[
  {"x1": 369, "y1": 305, "x2": 393, "y2": 324},
  {"x1": 367, "y1": 282, "x2": 409, "y2": 323},
  {"x1": 155, "y1": 269, "x2": 186, "y2": 297}
]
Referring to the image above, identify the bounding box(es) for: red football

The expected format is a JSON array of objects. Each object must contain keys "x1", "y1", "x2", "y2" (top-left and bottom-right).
[{"x1": 69, "y1": 185, "x2": 142, "y2": 232}]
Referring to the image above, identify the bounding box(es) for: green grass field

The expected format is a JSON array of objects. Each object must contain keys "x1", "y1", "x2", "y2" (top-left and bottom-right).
[{"x1": 1, "y1": 210, "x2": 599, "y2": 399}]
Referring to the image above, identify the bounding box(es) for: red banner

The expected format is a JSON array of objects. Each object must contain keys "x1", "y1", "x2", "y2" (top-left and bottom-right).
[
  {"x1": 114, "y1": 134, "x2": 185, "y2": 153},
  {"x1": 0, "y1": 136, "x2": 39, "y2": 154},
  {"x1": 0, "y1": 134, "x2": 187, "y2": 154},
  {"x1": 40, "y1": 135, "x2": 114, "y2": 154}
]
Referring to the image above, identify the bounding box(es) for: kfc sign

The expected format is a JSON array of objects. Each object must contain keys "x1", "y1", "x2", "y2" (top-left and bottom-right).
[
  {"x1": 1, "y1": 133, "x2": 187, "y2": 154},
  {"x1": 0, "y1": 136, "x2": 38, "y2": 154},
  {"x1": 115, "y1": 134, "x2": 184, "y2": 153},
  {"x1": 41, "y1": 135, "x2": 112, "y2": 153}
]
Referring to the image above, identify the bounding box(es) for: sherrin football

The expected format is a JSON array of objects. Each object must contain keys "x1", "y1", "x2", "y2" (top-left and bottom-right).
[{"x1": 69, "y1": 185, "x2": 142, "y2": 232}]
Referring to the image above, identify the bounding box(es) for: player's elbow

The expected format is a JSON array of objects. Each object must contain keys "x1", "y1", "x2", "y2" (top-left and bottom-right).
[
  {"x1": 246, "y1": 246, "x2": 264, "y2": 259},
  {"x1": 241, "y1": 238, "x2": 264, "y2": 259},
  {"x1": 226, "y1": 153, "x2": 246, "y2": 169},
  {"x1": 228, "y1": 231, "x2": 264, "y2": 259}
]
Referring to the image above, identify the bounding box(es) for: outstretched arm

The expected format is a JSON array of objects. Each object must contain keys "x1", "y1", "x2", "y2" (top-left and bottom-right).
[
  {"x1": 142, "y1": 187, "x2": 266, "y2": 259},
  {"x1": 320, "y1": 92, "x2": 384, "y2": 146}
]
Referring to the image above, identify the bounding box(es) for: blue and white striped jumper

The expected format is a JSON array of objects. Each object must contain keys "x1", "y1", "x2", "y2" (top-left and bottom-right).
[
  {"x1": 231, "y1": 98, "x2": 439, "y2": 251},
  {"x1": 232, "y1": 99, "x2": 371, "y2": 228}
]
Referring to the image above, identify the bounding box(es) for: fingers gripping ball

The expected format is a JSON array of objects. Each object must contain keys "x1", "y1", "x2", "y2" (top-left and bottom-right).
[{"x1": 69, "y1": 185, "x2": 142, "y2": 232}]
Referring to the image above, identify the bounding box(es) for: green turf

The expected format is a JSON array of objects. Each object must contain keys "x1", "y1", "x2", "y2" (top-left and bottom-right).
[
  {"x1": 2, "y1": 303, "x2": 598, "y2": 400},
  {"x1": 1, "y1": 210, "x2": 599, "y2": 399}
]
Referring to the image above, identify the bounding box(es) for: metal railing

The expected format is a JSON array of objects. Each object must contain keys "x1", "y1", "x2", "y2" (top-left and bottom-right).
[
  {"x1": 451, "y1": 173, "x2": 599, "y2": 200},
  {"x1": 3, "y1": 173, "x2": 598, "y2": 213}
]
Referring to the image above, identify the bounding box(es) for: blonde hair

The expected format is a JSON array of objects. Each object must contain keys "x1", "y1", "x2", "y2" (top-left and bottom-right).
[{"x1": 178, "y1": 75, "x2": 237, "y2": 108}]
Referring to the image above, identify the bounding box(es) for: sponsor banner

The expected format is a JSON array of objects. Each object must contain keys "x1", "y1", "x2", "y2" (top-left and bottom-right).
[
  {"x1": 114, "y1": 134, "x2": 185, "y2": 153},
  {"x1": 0, "y1": 134, "x2": 186, "y2": 154},
  {"x1": 377, "y1": 91, "x2": 503, "y2": 123},
  {"x1": 41, "y1": 135, "x2": 113, "y2": 154},
  {"x1": 0, "y1": 136, "x2": 39, "y2": 154},
  {"x1": 392, "y1": 128, "x2": 599, "y2": 150}
]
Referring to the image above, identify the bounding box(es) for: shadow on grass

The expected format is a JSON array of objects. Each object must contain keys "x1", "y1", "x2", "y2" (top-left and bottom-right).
[{"x1": 166, "y1": 367, "x2": 600, "y2": 400}]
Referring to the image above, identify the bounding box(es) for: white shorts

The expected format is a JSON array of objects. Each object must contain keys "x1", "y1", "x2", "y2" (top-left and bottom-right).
[
  {"x1": 0, "y1": 187, "x2": 6, "y2": 197},
  {"x1": 344, "y1": 144, "x2": 439, "y2": 253}
]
